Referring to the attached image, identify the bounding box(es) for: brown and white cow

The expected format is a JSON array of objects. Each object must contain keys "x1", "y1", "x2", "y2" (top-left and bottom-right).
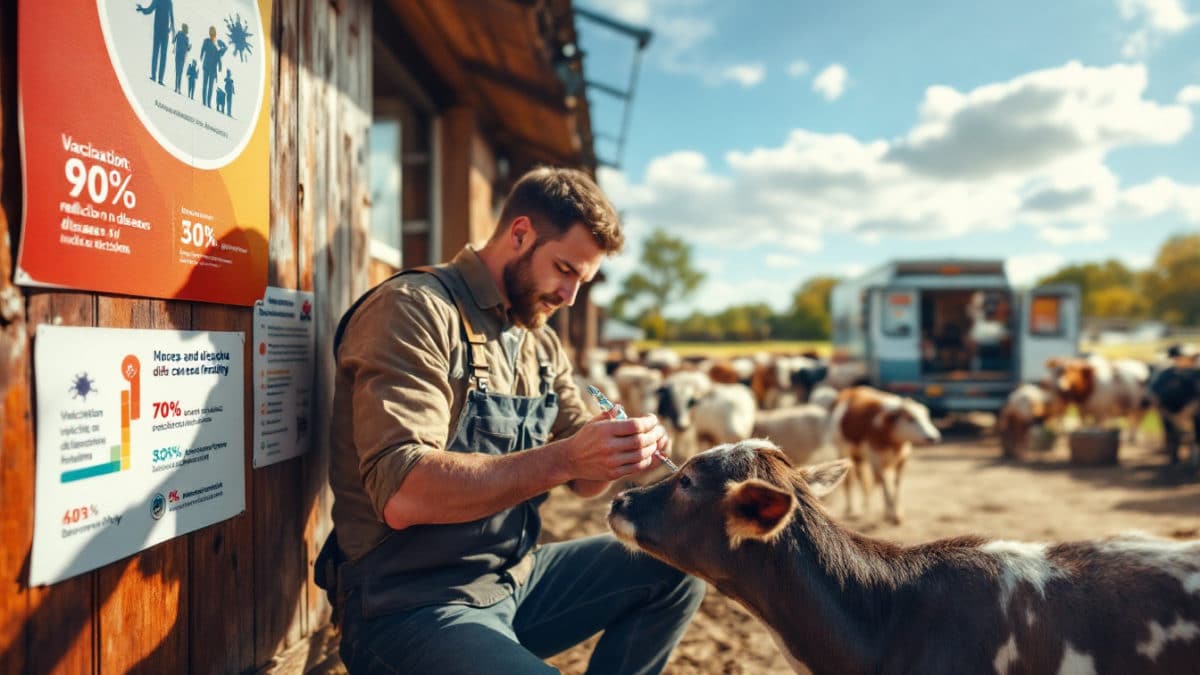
[
  {"x1": 1047, "y1": 354, "x2": 1150, "y2": 443},
  {"x1": 996, "y1": 383, "x2": 1066, "y2": 459},
  {"x1": 608, "y1": 440, "x2": 1200, "y2": 675},
  {"x1": 829, "y1": 386, "x2": 941, "y2": 524}
]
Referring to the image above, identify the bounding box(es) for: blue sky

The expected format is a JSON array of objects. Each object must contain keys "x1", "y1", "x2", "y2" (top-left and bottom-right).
[{"x1": 574, "y1": 0, "x2": 1200, "y2": 317}]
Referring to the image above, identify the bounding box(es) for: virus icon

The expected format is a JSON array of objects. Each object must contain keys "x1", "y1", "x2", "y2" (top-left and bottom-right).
[
  {"x1": 224, "y1": 13, "x2": 255, "y2": 63},
  {"x1": 70, "y1": 372, "x2": 97, "y2": 400}
]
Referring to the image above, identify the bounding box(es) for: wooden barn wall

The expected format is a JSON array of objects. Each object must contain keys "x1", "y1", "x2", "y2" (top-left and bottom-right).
[{"x1": 0, "y1": 0, "x2": 372, "y2": 672}]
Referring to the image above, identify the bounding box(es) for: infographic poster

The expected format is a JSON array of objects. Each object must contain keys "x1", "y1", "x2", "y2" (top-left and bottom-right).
[
  {"x1": 31, "y1": 325, "x2": 245, "y2": 586},
  {"x1": 15, "y1": 0, "x2": 271, "y2": 306},
  {"x1": 253, "y1": 287, "x2": 316, "y2": 468}
]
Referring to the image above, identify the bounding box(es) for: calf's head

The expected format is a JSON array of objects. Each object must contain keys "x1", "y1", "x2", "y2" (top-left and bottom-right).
[
  {"x1": 878, "y1": 398, "x2": 941, "y2": 446},
  {"x1": 656, "y1": 375, "x2": 708, "y2": 430},
  {"x1": 1046, "y1": 357, "x2": 1095, "y2": 403},
  {"x1": 608, "y1": 439, "x2": 849, "y2": 583}
]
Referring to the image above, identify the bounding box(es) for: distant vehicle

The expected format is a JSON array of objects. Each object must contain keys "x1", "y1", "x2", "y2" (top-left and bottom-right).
[{"x1": 829, "y1": 259, "x2": 1080, "y2": 416}]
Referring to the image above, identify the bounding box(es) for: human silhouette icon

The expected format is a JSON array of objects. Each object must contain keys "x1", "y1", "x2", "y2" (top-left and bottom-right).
[
  {"x1": 172, "y1": 23, "x2": 191, "y2": 94},
  {"x1": 216, "y1": 89, "x2": 226, "y2": 113},
  {"x1": 186, "y1": 59, "x2": 198, "y2": 99},
  {"x1": 136, "y1": 0, "x2": 174, "y2": 85},
  {"x1": 200, "y1": 26, "x2": 228, "y2": 108},
  {"x1": 223, "y1": 70, "x2": 235, "y2": 117}
]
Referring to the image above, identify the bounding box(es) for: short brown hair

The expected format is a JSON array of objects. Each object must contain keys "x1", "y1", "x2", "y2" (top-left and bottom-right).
[{"x1": 494, "y1": 167, "x2": 624, "y2": 253}]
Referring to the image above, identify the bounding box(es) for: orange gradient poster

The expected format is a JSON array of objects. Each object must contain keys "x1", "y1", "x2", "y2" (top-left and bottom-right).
[{"x1": 16, "y1": 0, "x2": 271, "y2": 306}]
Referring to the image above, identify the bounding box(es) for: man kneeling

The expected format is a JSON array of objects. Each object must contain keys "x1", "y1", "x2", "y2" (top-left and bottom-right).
[{"x1": 319, "y1": 167, "x2": 704, "y2": 674}]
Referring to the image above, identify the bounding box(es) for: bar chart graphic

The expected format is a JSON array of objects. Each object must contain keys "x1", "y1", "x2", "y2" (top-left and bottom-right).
[{"x1": 60, "y1": 354, "x2": 139, "y2": 483}]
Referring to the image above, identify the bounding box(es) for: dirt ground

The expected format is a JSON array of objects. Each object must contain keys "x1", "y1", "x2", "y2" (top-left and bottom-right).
[{"x1": 541, "y1": 424, "x2": 1200, "y2": 674}]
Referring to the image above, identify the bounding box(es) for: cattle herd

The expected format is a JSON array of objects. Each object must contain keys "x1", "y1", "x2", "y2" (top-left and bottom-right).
[
  {"x1": 575, "y1": 344, "x2": 1200, "y2": 521},
  {"x1": 582, "y1": 345, "x2": 1200, "y2": 674}
]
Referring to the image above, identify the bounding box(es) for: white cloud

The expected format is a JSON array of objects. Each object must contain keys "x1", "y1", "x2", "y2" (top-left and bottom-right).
[
  {"x1": 843, "y1": 263, "x2": 867, "y2": 278},
  {"x1": 693, "y1": 278, "x2": 793, "y2": 316},
  {"x1": 765, "y1": 254, "x2": 802, "y2": 268},
  {"x1": 786, "y1": 60, "x2": 810, "y2": 78},
  {"x1": 887, "y1": 62, "x2": 1189, "y2": 180},
  {"x1": 812, "y1": 64, "x2": 848, "y2": 101},
  {"x1": 1005, "y1": 253, "x2": 1067, "y2": 287},
  {"x1": 714, "y1": 63, "x2": 766, "y2": 87},
  {"x1": 582, "y1": 1, "x2": 768, "y2": 89},
  {"x1": 597, "y1": 62, "x2": 1200, "y2": 308},
  {"x1": 1178, "y1": 85, "x2": 1200, "y2": 104},
  {"x1": 1117, "y1": 0, "x2": 1194, "y2": 58},
  {"x1": 1121, "y1": 176, "x2": 1200, "y2": 222},
  {"x1": 1037, "y1": 223, "x2": 1110, "y2": 245}
]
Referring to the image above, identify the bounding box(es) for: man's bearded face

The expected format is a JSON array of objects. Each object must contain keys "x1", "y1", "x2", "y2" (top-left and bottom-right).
[{"x1": 503, "y1": 243, "x2": 563, "y2": 329}]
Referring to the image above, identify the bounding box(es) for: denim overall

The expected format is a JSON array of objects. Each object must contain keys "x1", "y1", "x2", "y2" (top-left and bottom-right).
[{"x1": 325, "y1": 264, "x2": 557, "y2": 618}]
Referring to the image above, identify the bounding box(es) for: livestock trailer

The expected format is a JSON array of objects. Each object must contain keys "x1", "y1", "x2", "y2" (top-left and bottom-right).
[{"x1": 830, "y1": 259, "x2": 1080, "y2": 415}]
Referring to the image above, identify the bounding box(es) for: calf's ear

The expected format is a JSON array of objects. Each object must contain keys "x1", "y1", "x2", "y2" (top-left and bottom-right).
[
  {"x1": 725, "y1": 479, "x2": 795, "y2": 547},
  {"x1": 799, "y1": 459, "x2": 850, "y2": 497}
]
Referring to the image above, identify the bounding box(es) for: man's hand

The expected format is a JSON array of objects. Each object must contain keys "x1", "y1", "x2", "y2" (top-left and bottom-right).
[{"x1": 564, "y1": 408, "x2": 669, "y2": 483}]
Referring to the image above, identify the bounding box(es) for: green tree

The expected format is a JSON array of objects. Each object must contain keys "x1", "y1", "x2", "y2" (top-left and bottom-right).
[
  {"x1": 777, "y1": 276, "x2": 839, "y2": 339},
  {"x1": 1143, "y1": 233, "x2": 1200, "y2": 326},
  {"x1": 1036, "y1": 260, "x2": 1141, "y2": 318},
  {"x1": 1090, "y1": 286, "x2": 1148, "y2": 319},
  {"x1": 616, "y1": 229, "x2": 705, "y2": 339}
]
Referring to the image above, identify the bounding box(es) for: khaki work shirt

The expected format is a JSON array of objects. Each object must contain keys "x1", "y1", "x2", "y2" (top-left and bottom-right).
[{"x1": 329, "y1": 247, "x2": 592, "y2": 560}]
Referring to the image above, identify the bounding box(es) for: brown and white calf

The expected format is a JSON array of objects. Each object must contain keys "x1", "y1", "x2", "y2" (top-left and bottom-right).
[
  {"x1": 1047, "y1": 354, "x2": 1150, "y2": 443},
  {"x1": 829, "y1": 386, "x2": 941, "y2": 524},
  {"x1": 608, "y1": 440, "x2": 1200, "y2": 675}
]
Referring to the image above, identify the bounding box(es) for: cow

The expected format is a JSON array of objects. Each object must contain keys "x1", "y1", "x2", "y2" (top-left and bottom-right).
[
  {"x1": 1047, "y1": 354, "x2": 1150, "y2": 444},
  {"x1": 751, "y1": 356, "x2": 828, "y2": 409},
  {"x1": 1146, "y1": 364, "x2": 1200, "y2": 471},
  {"x1": 808, "y1": 384, "x2": 840, "y2": 412},
  {"x1": 996, "y1": 383, "x2": 1065, "y2": 459},
  {"x1": 608, "y1": 439, "x2": 1200, "y2": 675},
  {"x1": 829, "y1": 386, "x2": 941, "y2": 524},
  {"x1": 611, "y1": 364, "x2": 663, "y2": 418}
]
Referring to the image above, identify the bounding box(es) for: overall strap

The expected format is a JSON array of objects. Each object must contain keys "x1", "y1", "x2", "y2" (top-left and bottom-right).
[
  {"x1": 332, "y1": 265, "x2": 491, "y2": 392},
  {"x1": 534, "y1": 332, "x2": 555, "y2": 396}
]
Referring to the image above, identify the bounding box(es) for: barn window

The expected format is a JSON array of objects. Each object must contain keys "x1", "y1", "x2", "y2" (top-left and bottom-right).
[{"x1": 370, "y1": 31, "x2": 438, "y2": 278}]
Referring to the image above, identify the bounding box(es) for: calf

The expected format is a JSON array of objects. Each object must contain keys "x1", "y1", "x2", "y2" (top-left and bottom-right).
[
  {"x1": 1047, "y1": 354, "x2": 1150, "y2": 443},
  {"x1": 608, "y1": 440, "x2": 1200, "y2": 675},
  {"x1": 808, "y1": 384, "x2": 840, "y2": 412},
  {"x1": 611, "y1": 364, "x2": 662, "y2": 418},
  {"x1": 752, "y1": 404, "x2": 832, "y2": 467},
  {"x1": 830, "y1": 386, "x2": 941, "y2": 524},
  {"x1": 692, "y1": 383, "x2": 757, "y2": 448}
]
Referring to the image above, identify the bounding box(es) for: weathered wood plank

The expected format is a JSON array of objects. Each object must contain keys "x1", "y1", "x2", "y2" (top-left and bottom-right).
[
  {"x1": 255, "y1": 621, "x2": 345, "y2": 675},
  {"x1": 0, "y1": 1, "x2": 33, "y2": 670},
  {"x1": 22, "y1": 294, "x2": 97, "y2": 675},
  {"x1": 270, "y1": 0, "x2": 300, "y2": 292},
  {"x1": 297, "y1": 0, "x2": 336, "y2": 637},
  {"x1": 187, "y1": 305, "x2": 255, "y2": 675},
  {"x1": 96, "y1": 298, "x2": 190, "y2": 674}
]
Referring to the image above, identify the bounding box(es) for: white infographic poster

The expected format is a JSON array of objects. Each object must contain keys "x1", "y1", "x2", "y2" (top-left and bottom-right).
[
  {"x1": 253, "y1": 287, "x2": 315, "y2": 468},
  {"x1": 31, "y1": 325, "x2": 245, "y2": 586}
]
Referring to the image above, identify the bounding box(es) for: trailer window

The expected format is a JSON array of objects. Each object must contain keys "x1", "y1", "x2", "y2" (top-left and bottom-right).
[
  {"x1": 1030, "y1": 296, "x2": 1064, "y2": 336},
  {"x1": 883, "y1": 291, "x2": 916, "y2": 337}
]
